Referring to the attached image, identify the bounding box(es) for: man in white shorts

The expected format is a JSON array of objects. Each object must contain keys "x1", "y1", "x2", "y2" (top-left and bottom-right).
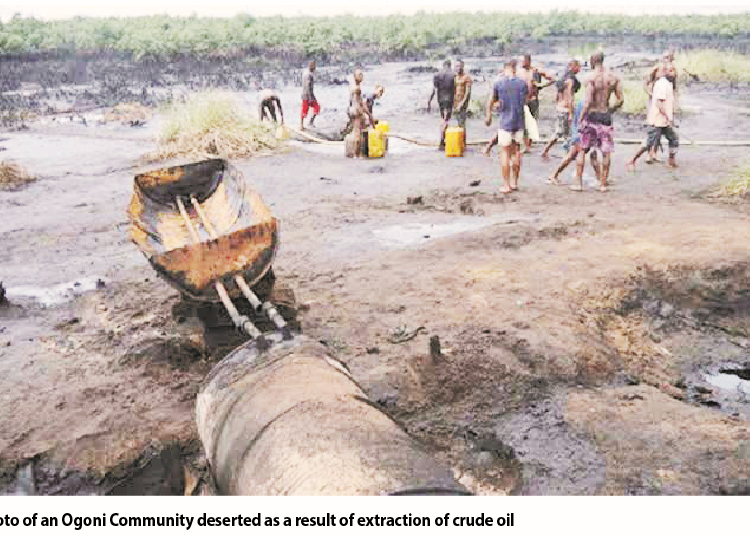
[{"x1": 485, "y1": 59, "x2": 528, "y2": 193}]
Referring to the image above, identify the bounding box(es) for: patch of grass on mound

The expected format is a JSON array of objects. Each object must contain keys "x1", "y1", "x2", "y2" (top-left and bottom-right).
[
  {"x1": 619, "y1": 81, "x2": 650, "y2": 116},
  {"x1": 677, "y1": 50, "x2": 750, "y2": 82},
  {"x1": 719, "y1": 164, "x2": 750, "y2": 197},
  {"x1": 0, "y1": 161, "x2": 36, "y2": 191},
  {"x1": 149, "y1": 92, "x2": 281, "y2": 161}
]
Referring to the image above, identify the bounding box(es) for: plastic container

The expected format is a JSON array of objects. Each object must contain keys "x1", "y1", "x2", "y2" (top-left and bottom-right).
[
  {"x1": 445, "y1": 126, "x2": 465, "y2": 157},
  {"x1": 275, "y1": 125, "x2": 290, "y2": 140},
  {"x1": 368, "y1": 128, "x2": 386, "y2": 158}
]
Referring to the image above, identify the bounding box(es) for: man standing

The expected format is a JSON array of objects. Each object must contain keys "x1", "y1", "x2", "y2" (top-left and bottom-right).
[
  {"x1": 345, "y1": 87, "x2": 376, "y2": 158},
  {"x1": 541, "y1": 59, "x2": 581, "y2": 159},
  {"x1": 485, "y1": 59, "x2": 528, "y2": 194},
  {"x1": 453, "y1": 60, "x2": 473, "y2": 140},
  {"x1": 626, "y1": 72, "x2": 678, "y2": 170},
  {"x1": 483, "y1": 59, "x2": 515, "y2": 157},
  {"x1": 348, "y1": 68, "x2": 364, "y2": 103},
  {"x1": 258, "y1": 88, "x2": 284, "y2": 124},
  {"x1": 341, "y1": 85, "x2": 384, "y2": 137},
  {"x1": 572, "y1": 52, "x2": 624, "y2": 193},
  {"x1": 517, "y1": 54, "x2": 555, "y2": 153},
  {"x1": 300, "y1": 61, "x2": 320, "y2": 130},
  {"x1": 644, "y1": 51, "x2": 679, "y2": 161},
  {"x1": 427, "y1": 59, "x2": 456, "y2": 150}
]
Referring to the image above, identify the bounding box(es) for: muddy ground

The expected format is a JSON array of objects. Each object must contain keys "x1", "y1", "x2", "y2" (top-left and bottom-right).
[{"x1": 1, "y1": 56, "x2": 749, "y2": 495}]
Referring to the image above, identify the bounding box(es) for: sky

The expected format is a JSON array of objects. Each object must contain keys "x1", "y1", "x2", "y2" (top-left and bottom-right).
[{"x1": 1, "y1": 0, "x2": 747, "y2": 21}]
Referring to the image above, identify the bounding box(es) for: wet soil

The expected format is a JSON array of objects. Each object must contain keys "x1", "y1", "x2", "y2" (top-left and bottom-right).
[{"x1": 1, "y1": 54, "x2": 750, "y2": 495}]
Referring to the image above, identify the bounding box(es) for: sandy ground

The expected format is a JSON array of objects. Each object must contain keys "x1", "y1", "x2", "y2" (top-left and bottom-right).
[{"x1": 1, "y1": 60, "x2": 749, "y2": 495}]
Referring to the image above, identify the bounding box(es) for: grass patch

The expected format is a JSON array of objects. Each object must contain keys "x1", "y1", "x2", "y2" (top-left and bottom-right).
[
  {"x1": 149, "y1": 91, "x2": 280, "y2": 161},
  {"x1": 676, "y1": 50, "x2": 750, "y2": 82},
  {"x1": 719, "y1": 163, "x2": 750, "y2": 197},
  {"x1": 0, "y1": 161, "x2": 36, "y2": 191},
  {"x1": 567, "y1": 43, "x2": 605, "y2": 60},
  {"x1": 619, "y1": 81, "x2": 650, "y2": 116}
]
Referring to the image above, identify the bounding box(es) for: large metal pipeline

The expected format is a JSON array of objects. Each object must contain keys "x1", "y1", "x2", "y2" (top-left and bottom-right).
[{"x1": 196, "y1": 335, "x2": 467, "y2": 495}]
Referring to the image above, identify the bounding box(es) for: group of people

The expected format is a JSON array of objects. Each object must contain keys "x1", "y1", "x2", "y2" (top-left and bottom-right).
[
  {"x1": 256, "y1": 60, "x2": 323, "y2": 130},
  {"x1": 259, "y1": 51, "x2": 681, "y2": 193},
  {"x1": 478, "y1": 50, "x2": 679, "y2": 193},
  {"x1": 427, "y1": 59, "x2": 474, "y2": 149},
  {"x1": 258, "y1": 60, "x2": 386, "y2": 154}
]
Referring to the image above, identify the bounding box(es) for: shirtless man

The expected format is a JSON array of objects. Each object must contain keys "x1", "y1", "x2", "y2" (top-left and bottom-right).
[
  {"x1": 572, "y1": 52, "x2": 624, "y2": 193},
  {"x1": 300, "y1": 61, "x2": 319, "y2": 130},
  {"x1": 348, "y1": 68, "x2": 364, "y2": 103},
  {"x1": 541, "y1": 59, "x2": 581, "y2": 159},
  {"x1": 547, "y1": 91, "x2": 585, "y2": 185},
  {"x1": 258, "y1": 88, "x2": 284, "y2": 124},
  {"x1": 346, "y1": 87, "x2": 375, "y2": 158},
  {"x1": 341, "y1": 84, "x2": 384, "y2": 137},
  {"x1": 517, "y1": 54, "x2": 555, "y2": 153},
  {"x1": 427, "y1": 60, "x2": 456, "y2": 150},
  {"x1": 453, "y1": 60, "x2": 473, "y2": 141},
  {"x1": 644, "y1": 51, "x2": 679, "y2": 160}
]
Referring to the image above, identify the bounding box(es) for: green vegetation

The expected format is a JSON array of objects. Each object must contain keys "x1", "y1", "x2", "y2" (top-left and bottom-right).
[
  {"x1": 1, "y1": 12, "x2": 749, "y2": 58},
  {"x1": 0, "y1": 161, "x2": 36, "y2": 191},
  {"x1": 720, "y1": 163, "x2": 750, "y2": 197},
  {"x1": 619, "y1": 81, "x2": 650, "y2": 116},
  {"x1": 676, "y1": 50, "x2": 750, "y2": 82},
  {"x1": 151, "y1": 92, "x2": 280, "y2": 161}
]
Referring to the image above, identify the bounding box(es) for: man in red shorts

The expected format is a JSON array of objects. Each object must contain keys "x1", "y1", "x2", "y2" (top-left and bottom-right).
[
  {"x1": 300, "y1": 61, "x2": 320, "y2": 130},
  {"x1": 572, "y1": 52, "x2": 624, "y2": 193}
]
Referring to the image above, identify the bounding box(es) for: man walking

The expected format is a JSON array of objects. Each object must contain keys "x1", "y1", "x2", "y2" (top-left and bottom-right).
[
  {"x1": 541, "y1": 59, "x2": 581, "y2": 159},
  {"x1": 483, "y1": 59, "x2": 516, "y2": 157},
  {"x1": 547, "y1": 94, "x2": 585, "y2": 185},
  {"x1": 453, "y1": 60, "x2": 473, "y2": 140},
  {"x1": 485, "y1": 59, "x2": 528, "y2": 194},
  {"x1": 300, "y1": 61, "x2": 320, "y2": 130},
  {"x1": 626, "y1": 71, "x2": 678, "y2": 170},
  {"x1": 517, "y1": 54, "x2": 555, "y2": 153},
  {"x1": 427, "y1": 59, "x2": 456, "y2": 150},
  {"x1": 572, "y1": 52, "x2": 624, "y2": 192},
  {"x1": 644, "y1": 51, "x2": 679, "y2": 161}
]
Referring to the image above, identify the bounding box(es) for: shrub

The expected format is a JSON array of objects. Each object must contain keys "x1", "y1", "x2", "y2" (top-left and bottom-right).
[{"x1": 150, "y1": 91, "x2": 280, "y2": 161}]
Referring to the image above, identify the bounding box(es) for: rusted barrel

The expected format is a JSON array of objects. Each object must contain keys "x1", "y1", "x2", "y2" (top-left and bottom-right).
[{"x1": 196, "y1": 336, "x2": 467, "y2": 495}]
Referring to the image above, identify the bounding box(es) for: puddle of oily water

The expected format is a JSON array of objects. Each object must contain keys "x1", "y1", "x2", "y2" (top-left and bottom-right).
[
  {"x1": 705, "y1": 372, "x2": 750, "y2": 395},
  {"x1": 5, "y1": 277, "x2": 107, "y2": 307}
]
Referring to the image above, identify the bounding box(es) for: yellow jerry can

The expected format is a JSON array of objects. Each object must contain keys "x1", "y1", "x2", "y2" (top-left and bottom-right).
[
  {"x1": 368, "y1": 128, "x2": 386, "y2": 158},
  {"x1": 445, "y1": 126, "x2": 465, "y2": 157},
  {"x1": 275, "y1": 125, "x2": 290, "y2": 140}
]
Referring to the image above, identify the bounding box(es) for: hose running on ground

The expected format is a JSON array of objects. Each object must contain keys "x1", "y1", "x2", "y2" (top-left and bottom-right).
[{"x1": 286, "y1": 126, "x2": 750, "y2": 148}]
